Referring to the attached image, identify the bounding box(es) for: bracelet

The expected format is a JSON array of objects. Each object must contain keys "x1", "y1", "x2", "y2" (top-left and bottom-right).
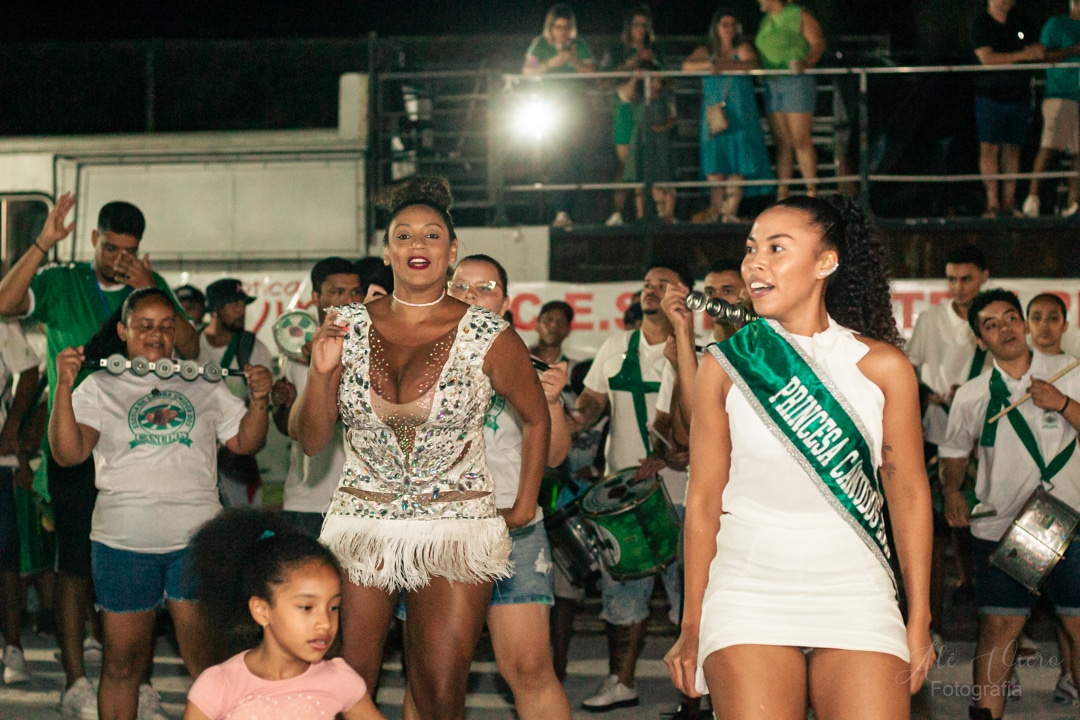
[
  {"x1": 1062, "y1": 396, "x2": 1071, "y2": 414},
  {"x1": 33, "y1": 240, "x2": 48, "y2": 255}
]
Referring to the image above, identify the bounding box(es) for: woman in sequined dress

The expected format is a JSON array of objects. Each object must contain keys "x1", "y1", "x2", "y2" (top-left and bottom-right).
[{"x1": 293, "y1": 176, "x2": 551, "y2": 719}]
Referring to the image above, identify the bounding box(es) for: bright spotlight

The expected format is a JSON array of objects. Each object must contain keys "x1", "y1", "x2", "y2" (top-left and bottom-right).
[{"x1": 511, "y1": 94, "x2": 560, "y2": 142}]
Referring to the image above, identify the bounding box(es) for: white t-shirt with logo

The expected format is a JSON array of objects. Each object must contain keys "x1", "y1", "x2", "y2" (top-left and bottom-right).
[
  {"x1": 0, "y1": 320, "x2": 40, "y2": 432},
  {"x1": 282, "y1": 357, "x2": 346, "y2": 514},
  {"x1": 583, "y1": 330, "x2": 688, "y2": 504},
  {"x1": 71, "y1": 371, "x2": 247, "y2": 553}
]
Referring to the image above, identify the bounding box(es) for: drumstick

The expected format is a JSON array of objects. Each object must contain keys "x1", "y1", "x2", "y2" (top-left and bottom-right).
[{"x1": 988, "y1": 356, "x2": 1080, "y2": 423}]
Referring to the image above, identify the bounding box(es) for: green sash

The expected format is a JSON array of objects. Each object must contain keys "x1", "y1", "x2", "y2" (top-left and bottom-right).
[
  {"x1": 714, "y1": 319, "x2": 895, "y2": 585},
  {"x1": 980, "y1": 367, "x2": 1075, "y2": 486},
  {"x1": 608, "y1": 330, "x2": 661, "y2": 454},
  {"x1": 967, "y1": 346, "x2": 988, "y2": 381}
]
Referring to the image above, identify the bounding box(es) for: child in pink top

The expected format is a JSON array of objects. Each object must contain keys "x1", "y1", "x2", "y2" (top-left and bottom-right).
[{"x1": 184, "y1": 509, "x2": 384, "y2": 720}]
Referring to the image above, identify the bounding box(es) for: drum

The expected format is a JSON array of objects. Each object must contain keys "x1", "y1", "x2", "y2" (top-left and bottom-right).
[
  {"x1": 273, "y1": 310, "x2": 318, "y2": 360},
  {"x1": 544, "y1": 502, "x2": 601, "y2": 585},
  {"x1": 990, "y1": 488, "x2": 1080, "y2": 594},
  {"x1": 579, "y1": 467, "x2": 681, "y2": 580}
]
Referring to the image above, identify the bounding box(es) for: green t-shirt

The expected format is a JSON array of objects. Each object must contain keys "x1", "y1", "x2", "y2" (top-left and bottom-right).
[
  {"x1": 29, "y1": 262, "x2": 177, "y2": 406},
  {"x1": 525, "y1": 35, "x2": 594, "y2": 74},
  {"x1": 1041, "y1": 15, "x2": 1080, "y2": 100},
  {"x1": 755, "y1": 4, "x2": 810, "y2": 70}
]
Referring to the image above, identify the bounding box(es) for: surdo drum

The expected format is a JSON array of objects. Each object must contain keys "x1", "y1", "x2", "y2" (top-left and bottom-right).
[
  {"x1": 990, "y1": 488, "x2": 1080, "y2": 594},
  {"x1": 579, "y1": 467, "x2": 682, "y2": 580}
]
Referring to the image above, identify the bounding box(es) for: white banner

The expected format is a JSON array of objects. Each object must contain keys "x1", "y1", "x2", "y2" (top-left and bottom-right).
[{"x1": 161, "y1": 271, "x2": 1080, "y2": 362}]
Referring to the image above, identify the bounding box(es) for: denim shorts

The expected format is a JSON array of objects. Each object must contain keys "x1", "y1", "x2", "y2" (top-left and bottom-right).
[
  {"x1": 91, "y1": 542, "x2": 197, "y2": 613},
  {"x1": 764, "y1": 74, "x2": 818, "y2": 115},
  {"x1": 974, "y1": 96, "x2": 1031, "y2": 146},
  {"x1": 395, "y1": 520, "x2": 554, "y2": 619},
  {"x1": 973, "y1": 536, "x2": 1080, "y2": 617}
]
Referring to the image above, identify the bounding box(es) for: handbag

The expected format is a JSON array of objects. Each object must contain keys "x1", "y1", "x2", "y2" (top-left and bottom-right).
[
  {"x1": 705, "y1": 75, "x2": 734, "y2": 136},
  {"x1": 706, "y1": 102, "x2": 729, "y2": 135}
]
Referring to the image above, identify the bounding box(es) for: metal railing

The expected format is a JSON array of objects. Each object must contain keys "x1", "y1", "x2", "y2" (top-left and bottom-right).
[{"x1": 372, "y1": 61, "x2": 1080, "y2": 223}]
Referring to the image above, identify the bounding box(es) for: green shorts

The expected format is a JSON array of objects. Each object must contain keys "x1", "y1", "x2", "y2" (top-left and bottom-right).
[{"x1": 613, "y1": 98, "x2": 635, "y2": 146}]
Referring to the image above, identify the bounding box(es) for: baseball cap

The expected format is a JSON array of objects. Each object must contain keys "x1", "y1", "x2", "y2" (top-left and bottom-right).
[
  {"x1": 174, "y1": 285, "x2": 205, "y2": 305},
  {"x1": 205, "y1": 278, "x2": 256, "y2": 311}
]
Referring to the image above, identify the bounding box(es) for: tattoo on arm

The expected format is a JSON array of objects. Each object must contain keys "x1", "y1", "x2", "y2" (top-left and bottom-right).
[{"x1": 881, "y1": 444, "x2": 898, "y2": 482}]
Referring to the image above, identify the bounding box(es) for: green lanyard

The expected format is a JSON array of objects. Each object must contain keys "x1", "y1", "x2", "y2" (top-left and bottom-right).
[
  {"x1": 967, "y1": 346, "x2": 988, "y2": 381},
  {"x1": 981, "y1": 368, "x2": 1076, "y2": 486},
  {"x1": 607, "y1": 330, "x2": 661, "y2": 454}
]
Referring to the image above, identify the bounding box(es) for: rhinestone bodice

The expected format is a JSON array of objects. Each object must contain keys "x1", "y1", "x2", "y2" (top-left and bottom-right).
[{"x1": 329, "y1": 303, "x2": 508, "y2": 521}]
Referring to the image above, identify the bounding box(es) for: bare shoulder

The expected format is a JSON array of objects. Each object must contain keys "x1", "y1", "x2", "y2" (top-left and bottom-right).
[{"x1": 854, "y1": 335, "x2": 917, "y2": 391}]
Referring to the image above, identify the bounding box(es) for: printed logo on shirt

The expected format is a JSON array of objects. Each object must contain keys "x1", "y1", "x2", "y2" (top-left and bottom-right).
[
  {"x1": 127, "y1": 390, "x2": 196, "y2": 448},
  {"x1": 484, "y1": 394, "x2": 505, "y2": 433}
]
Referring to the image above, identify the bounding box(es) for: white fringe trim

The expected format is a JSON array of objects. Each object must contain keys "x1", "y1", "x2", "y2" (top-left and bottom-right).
[{"x1": 320, "y1": 514, "x2": 513, "y2": 592}]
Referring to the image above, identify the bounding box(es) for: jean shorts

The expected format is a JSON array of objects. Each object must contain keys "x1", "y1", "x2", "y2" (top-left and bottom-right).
[
  {"x1": 975, "y1": 96, "x2": 1031, "y2": 146},
  {"x1": 764, "y1": 74, "x2": 818, "y2": 115},
  {"x1": 973, "y1": 536, "x2": 1080, "y2": 617},
  {"x1": 91, "y1": 542, "x2": 197, "y2": 613},
  {"x1": 395, "y1": 520, "x2": 554, "y2": 619}
]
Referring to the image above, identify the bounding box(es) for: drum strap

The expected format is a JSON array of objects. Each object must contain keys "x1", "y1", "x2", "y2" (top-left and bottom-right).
[
  {"x1": 981, "y1": 368, "x2": 1076, "y2": 485},
  {"x1": 607, "y1": 330, "x2": 661, "y2": 454},
  {"x1": 713, "y1": 319, "x2": 895, "y2": 588}
]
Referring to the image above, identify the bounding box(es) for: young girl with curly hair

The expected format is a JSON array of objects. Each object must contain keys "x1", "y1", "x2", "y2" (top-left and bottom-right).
[
  {"x1": 184, "y1": 508, "x2": 384, "y2": 720},
  {"x1": 665, "y1": 195, "x2": 935, "y2": 719}
]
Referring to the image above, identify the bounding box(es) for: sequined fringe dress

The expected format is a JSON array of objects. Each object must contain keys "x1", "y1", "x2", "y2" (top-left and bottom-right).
[{"x1": 320, "y1": 303, "x2": 513, "y2": 591}]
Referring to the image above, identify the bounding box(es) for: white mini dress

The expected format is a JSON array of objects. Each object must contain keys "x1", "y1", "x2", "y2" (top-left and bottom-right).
[{"x1": 695, "y1": 320, "x2": 909, "y2": 694}]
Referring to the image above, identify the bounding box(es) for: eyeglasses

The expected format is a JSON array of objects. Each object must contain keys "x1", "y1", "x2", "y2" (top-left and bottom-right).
[{"x1": 448, "y1": 280, "x2": 502, "y2": 295}]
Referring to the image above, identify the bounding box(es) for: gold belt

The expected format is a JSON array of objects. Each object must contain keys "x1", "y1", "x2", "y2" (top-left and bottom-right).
[{"x1": 340, "y1": 486, "x2": 491, "y2": 504}]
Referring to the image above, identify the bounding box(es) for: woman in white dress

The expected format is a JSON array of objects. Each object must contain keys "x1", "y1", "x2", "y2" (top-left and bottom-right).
[{"x1": 665, "y1": 195, "x2": 935, "y2": 719}]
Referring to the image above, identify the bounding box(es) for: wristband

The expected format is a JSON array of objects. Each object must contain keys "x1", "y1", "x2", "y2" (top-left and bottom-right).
[
  {"x1": 34, "y1": 240, "x2": 49, "y2": 255},
  {"x1": 1062, "y1": 396, "x2": 1071, "y2": 414}
]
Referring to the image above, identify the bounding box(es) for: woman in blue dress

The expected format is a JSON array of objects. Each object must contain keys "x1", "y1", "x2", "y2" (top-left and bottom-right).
[{"x1": 683, "y1": 9, "x2": 774, "y2": 222}]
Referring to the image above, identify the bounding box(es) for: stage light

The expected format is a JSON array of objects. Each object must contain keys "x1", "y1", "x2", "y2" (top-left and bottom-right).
[{"x1": 510, "y1": 94, "x2": 560, "y2": 142}]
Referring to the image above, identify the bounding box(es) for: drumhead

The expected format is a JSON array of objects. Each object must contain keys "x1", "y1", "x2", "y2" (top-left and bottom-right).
[
  {"x1": 580, "y1": 467, "x2": 659, "y2": 515},
  {"x1": 273, "y1": 311, "x2": 318, "y2": 359}
]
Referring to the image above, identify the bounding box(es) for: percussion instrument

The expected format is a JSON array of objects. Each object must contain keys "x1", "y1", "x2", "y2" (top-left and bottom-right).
[
  {"x1": 685, "y1": 290, "x2": 757, "y2": 325},
  {"x1": 272, "y1": 310, "x2": 318, "y2": 360},
  {"x1": 83, "y1": 355, "x2": 233, "y2": 383},
  {"x1": 990, "y1": 488, "x2": 1080, "y2": 594},
  {"x1": 579, "y1": 467, "x2": 681, "y2": 580},
  {"x1": 544, "y1": 502, "x2": 602, "y2": 584}
]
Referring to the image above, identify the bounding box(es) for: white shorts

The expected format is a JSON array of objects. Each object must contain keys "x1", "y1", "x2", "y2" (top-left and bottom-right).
[
  {"x1": 695, "y1": 510, "x2": 909, "y2": 695},
  {"x1": 1041, "y1": 98, "x2": 1079, "y2": 153}
]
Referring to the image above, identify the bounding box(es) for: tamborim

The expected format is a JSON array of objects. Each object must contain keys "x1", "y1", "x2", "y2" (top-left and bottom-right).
[
  {"x1": 990, "y1": 488, "x2": 1080, "y2": 594},
  {"x1": 544, "y1": 501, "x2": 602, "y2": 585},
  {"x1": 273, "y1": 310, "x2": 318, "y2": 360},
  {"x1": 579, "y1": 467, "x2": 681, "y2": 580}
]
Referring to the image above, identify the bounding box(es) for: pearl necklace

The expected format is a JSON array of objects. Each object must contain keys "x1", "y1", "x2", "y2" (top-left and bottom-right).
[{"x1": 392, "y1": 290, "x2": 445, "y2": 308}]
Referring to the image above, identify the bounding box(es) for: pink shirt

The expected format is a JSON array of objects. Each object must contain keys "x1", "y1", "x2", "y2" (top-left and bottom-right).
[{"x1": 187, "y1": 652, "x2": 367, "y2": 720}]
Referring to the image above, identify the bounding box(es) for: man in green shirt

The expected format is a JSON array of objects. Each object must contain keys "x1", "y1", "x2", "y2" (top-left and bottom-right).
[{"x1": 0, "y1": 193, "x2": 197, "y2": 719}]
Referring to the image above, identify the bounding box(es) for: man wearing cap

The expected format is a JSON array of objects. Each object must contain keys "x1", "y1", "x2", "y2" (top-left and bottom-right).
[
  {"x1": 0, "y1": 194, "x2": 197, "y2": 719},
  {"x1": 197, "y1": 278, "x2": 273, "y2": 507},
  {"x1": 174, "y1": 284, "x2": 207, "y2": 331}
]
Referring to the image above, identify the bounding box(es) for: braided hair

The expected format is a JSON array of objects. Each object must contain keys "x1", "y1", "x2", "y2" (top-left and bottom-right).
[{"x1": 774, "y1": 195, "x2": 902, "y2": 347}]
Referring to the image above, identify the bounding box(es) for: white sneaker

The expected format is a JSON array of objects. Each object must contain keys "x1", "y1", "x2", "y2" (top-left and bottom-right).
[
  {"x1": 581, "y1": 673, "x2": 639, "y2": 712},
  {"x1": 1062, "y1": 202, "x2": 1079, "y2": 218},
  {"x1": 1022, "y1": 195, "x2": 1040, "y2": 217},
  {"x1": 1055, "y1": 672, "x2": 1078, "y2": 704},
  {"x1": 138, "y1": 683, "x2": 170, "y2": 720},
  {"x1": 83, "y1": 636, "x2": 103, "y2": 664},
  {"x1": 59, "y1": 677, "x2": 99, "y2": 720},
  {"x1": 605, "y1": 212, "x2": 624, "y2": 227},
  {"x1": 552, "y1": 211, "x2": 574, "y2": 228},
  {"x1": 2, "y1": 644, "x2": 31, "y2": 684}
]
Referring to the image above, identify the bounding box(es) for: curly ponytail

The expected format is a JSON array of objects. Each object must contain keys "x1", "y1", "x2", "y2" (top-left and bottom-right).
[
  {"x1": 188, "y1": 508, "x2": 341, "y2": 651},
  {"x1": 774, "y1": 195, "x2": 902, "y2": 348}
]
